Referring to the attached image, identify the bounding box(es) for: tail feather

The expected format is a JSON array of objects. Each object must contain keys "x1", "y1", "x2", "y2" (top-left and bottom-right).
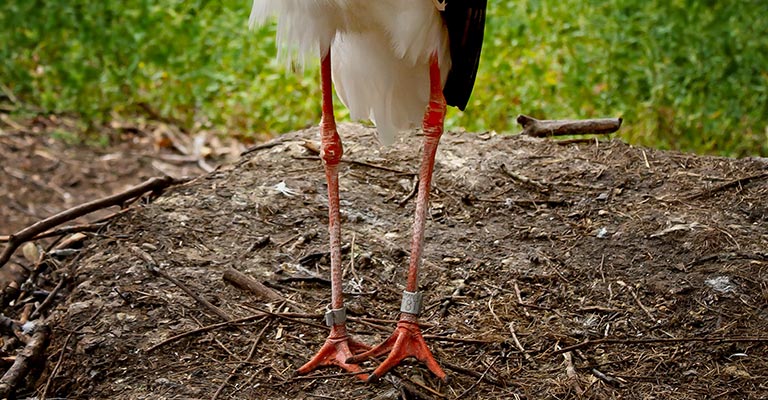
[
  {"x1": 250, "y1": 0, "x2": 450, "y2": 143},
  {"x1": 332, "y1": 32, "x2": 445, "y2": 144}
]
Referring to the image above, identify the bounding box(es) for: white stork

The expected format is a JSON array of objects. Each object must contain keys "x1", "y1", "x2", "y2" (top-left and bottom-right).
[{"x1": 249, "y1": 0, "x2": 487, "y2": 382}]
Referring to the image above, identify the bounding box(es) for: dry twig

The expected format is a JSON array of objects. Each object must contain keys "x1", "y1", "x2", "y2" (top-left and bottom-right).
[
  {"x1": 211, "y1": 321, "x2": 272, "y2": 400},
  {"x1": 41, "y1": 306, "x2": 103, "y2": 399},
  {"x1": 456, "y1": 356, "x2": 499, "y2": 399},
  {"x1": 0, "y1": 222, "x2": 106, "y2": 243},
  {"x1": 591, "y1": 368, "x2": 623, "y2": 387},
  {"x1": 223, "y1": 268, "x2": 289, "y2": 305},
  {"x1": 422, "y1": 335, "x2": 495, "y2": 345},
  {"x1": 439, "y1": 279, "x2": 467, "y2": 318},
  {"x1": 500, "y1": 164, "x2": 549, "y2": 191},
  {"x1": 441, "y1": 361, "x2": 504, "y2": 387},
  {"x1": 509, "y1": 322, "x2": 532, "y2": 362},
  {"x1": 517, "y1": 114, "x2": 622, "y2": 138},
  {"x1": 553, "y1": 336, "x2": 768, "y2": 355},
  {"x1": 685, "y1": 171, "x2": 768, "y2": 200},
  {"x1": 562, "y1": 351, "x2": 583, "y2": 396},
  {"x1": 688, "y1": 251, "x2": 768, "y2": 267},
  {"x1": 397, "y1": 175, "x2": 419, "y2": 207},
  {"x1": 628, "y1": 287, "x2": 657, "y2": 323},
  {"x1": 28, "y1": 277, "x2": 66, "y2": 320},
  {"x1": 240, "y1": 135, "x2": 294, "y2": 156},
  {"x1": 132, "y1": 246, "x2": 231, "y2": 321},
  {"x1": 513, "y1": 281, "x2": 530, "y2": 318},
  {"x1": 300, "y1": 141, "x2": 415, "y2": 175},
  {"x1": 0, "y1": 176, "x2": 187, "y2": 268},
  {"x1": 0, "y1": 323, "x2": 50, "y2": 398},
  {"x1": 146, "y1": 314, "x2": 269, "y2": 353}
]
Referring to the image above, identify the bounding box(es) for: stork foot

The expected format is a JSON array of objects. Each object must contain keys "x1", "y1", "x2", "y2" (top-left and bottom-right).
[
  {"x1": 346, "y1": 317, "x2": 446, "y2": 382},
  {"x1": 298, "y1": 325, "x2": 370, "y2": 380}
]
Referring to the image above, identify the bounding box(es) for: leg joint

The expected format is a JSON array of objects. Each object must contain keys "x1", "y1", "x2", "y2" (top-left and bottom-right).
[{"x1": 320, "y1": 134, "x2": 343, "y2": 166}]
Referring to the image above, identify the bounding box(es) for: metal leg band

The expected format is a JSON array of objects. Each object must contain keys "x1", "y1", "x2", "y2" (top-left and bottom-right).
[
  {"x1": 400, "y1": 291, "x2": 423, "y2": 315},
  {"x1": 324, "y1": 306, "x2": 347, "y2": 326}
]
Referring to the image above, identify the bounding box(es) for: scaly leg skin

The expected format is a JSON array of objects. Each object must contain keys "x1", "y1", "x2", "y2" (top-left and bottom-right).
[
  {"x1": 347, "y1": 52, "x2": 448, "y2": 383},
  {"x1": 297, "y1": 49, "x2": 369, "y2": 381}
]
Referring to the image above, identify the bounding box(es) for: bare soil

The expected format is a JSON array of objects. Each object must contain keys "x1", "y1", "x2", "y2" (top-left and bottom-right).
[{"x1": 2, "y1": 120, "x2": 768, "y2": 399}]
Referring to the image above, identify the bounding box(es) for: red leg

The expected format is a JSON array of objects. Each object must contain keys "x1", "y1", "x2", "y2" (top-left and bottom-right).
[
  {"x1": 347, "y1": 52, "x2": 447, "y2": 382},
  {"x1": 297, "y1": 49, "x2": 369, "y2": 380}
]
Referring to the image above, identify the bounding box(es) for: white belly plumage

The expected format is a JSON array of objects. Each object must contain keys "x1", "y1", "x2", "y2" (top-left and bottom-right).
[{"x1": 249, "y1": 0, "x2": 450, "y2": 144}]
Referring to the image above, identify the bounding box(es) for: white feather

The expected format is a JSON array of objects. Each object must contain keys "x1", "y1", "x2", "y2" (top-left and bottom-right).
[{"x1": 249, "y1": 0, "x2": 450, "y2": 144}]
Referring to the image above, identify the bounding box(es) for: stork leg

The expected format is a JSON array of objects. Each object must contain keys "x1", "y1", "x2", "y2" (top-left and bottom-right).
[
  {"x1": 297, "y1": 50, "x2": 370, "y2": 380},
  {"x1": 347, "y1": 53, "x2": 447, "y2": 382}
]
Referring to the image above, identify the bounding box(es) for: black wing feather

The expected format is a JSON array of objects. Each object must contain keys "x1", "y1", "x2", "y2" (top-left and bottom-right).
[{"x1": 441, "y1": 1, "x2": 487, "y2": 111}]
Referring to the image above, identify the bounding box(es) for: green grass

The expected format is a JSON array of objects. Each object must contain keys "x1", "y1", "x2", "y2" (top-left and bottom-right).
[{"x1": 1, "y1": 1, "x2": 767, "y2": 156}]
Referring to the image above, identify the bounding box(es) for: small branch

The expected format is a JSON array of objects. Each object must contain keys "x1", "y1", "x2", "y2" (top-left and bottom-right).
[
  {"x1": 223, "y1": 268, "x2": 305, "y2": 312},
  {"x1": 517, "y1": 114, "x2": 622, "y2": 138},
  {"x1": 146, "y1": 314, "x2": 269, "y2": 353},
  {"x1": 0, "y1": 323, "x2": 50, "y2": 398},
  {"x1": 211, "y1": 321, "x2": 271, "y2": 400},
  {"x1": 456, "y1": 356, "x2": 499, "y2": 399},
  {"x1": 422, "y1": 335, "x2": 495, "y2": 345},
  {"x1": 688, "y1": 252, "x2": 768, "y2": 267},
  {"x1": 300, "y1": 141, "x2": 415, "y2": 175},
  {"x1": 629, "y1": 287, "x2": 656, "y2": 323},
  {"x1": 441, "y1": 361, "x2": 504, "y2": 387},
  {"x1": 554, "y1": 137, "x2": 601, "y2": 146},
  {"x1": 350, "y1": 316, "x2": 433, "y2": 330},
  {"x1": 403, "y1": 376, "x2": 446, "y2": 399},
  {"x1": 0, "y1": 315, "x2": 19, "y2": 336},
  {"x1": 348, "y1": 317, "x2": 391, "y2": 333},
  {"x1": 300, "y1": 140, "x2": 321, "y2": 155},
  {"x1": 154, "y1": 266, "x2": 231, "y2": 321},
  {"x1": 562, "y1": 351, "x2": 583, "y2": 396},
  {"x1": 553, "y1": 336, "x2": 768, "y2": 355},
  {"x1": 397, "y1": 175, "x2": 419, "y2": 207},
  {"x1": 685, "y1": 171, "x2": 768, "y2": 200},
  {"x1": 297, "y1": 243, "x2": 351, "y2": 267},
  {"x1": 0, "y1": 222, "x2": 107, "y2": 243},
  {"x1": 223, "y1": 268, "x2": 284, "y2": 303},
  {"x1": 0, "y1": 83, "x2": 19, "y2": 106},
  {"x1": 0, "y1": 176, "x2": 187, "y2": 268},
  {"x1": 132, "y1": 246, "x2": 231, "y2": 322},
  {"x1": 516, "y1": 301, "x2": 558, "y2": 313},
  {"x1": 386, "y1": 374, "x2": 443, "y2": 400},
  {"x1": 509, "y1": 322, "x2": 533, "y2": 362},
  {"x1": 41, "y1": 306, "x2": 103, "y2": 399},
  {"x1": 500, "y1": 164, "x2": 549, "y2": 192},
  {"x1": 513, "y1": 281, "x2": 530, "y2": 318},
  {"x1": 591, "y1": 368, "x2": 623, "y2": 387},
  {"x1": 439, "y1": 279, "x2": 467, "y2": 318},
  {"x1": 28, "y1": 277, "x2": 66, "y2": 320},
  {"x1": 288, "y1": 368, "x2": 377, "y2": 381},
  {"x1": 250, "y1": 308, "x2": 328, "y2": 330},
  {"x1": 240, "y1": 135, "x2": 293, "y2": 156},
  {"x1": 275, "y1": 275, "x2": 331, "y2": 286}
]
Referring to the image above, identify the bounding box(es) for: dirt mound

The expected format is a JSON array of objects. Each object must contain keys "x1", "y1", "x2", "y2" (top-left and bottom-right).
[{"x1": 8, "y1": 123, "x2": 768, "y2": 399}]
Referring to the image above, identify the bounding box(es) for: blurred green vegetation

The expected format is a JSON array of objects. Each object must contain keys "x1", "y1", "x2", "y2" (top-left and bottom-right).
[{"x1": 1, "y1": 1, "x2": 767, "y2": 155}]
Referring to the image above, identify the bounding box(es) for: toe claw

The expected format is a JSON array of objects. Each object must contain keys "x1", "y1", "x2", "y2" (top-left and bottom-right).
[
  {"x1": 298, "y1": 325, "x2": 370, "y2": 381},
  {"x1": 357, "y1": 319, "x2": 446, "y2": 380}
]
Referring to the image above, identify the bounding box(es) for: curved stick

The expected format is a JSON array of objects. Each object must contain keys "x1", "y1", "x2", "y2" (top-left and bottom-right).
[
  {"x1": 517, "y1": 114, "x2": 622, "y2": 137},
  {"x1": 0, "y1": 176, "x2": 187, "y2": 268}
]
